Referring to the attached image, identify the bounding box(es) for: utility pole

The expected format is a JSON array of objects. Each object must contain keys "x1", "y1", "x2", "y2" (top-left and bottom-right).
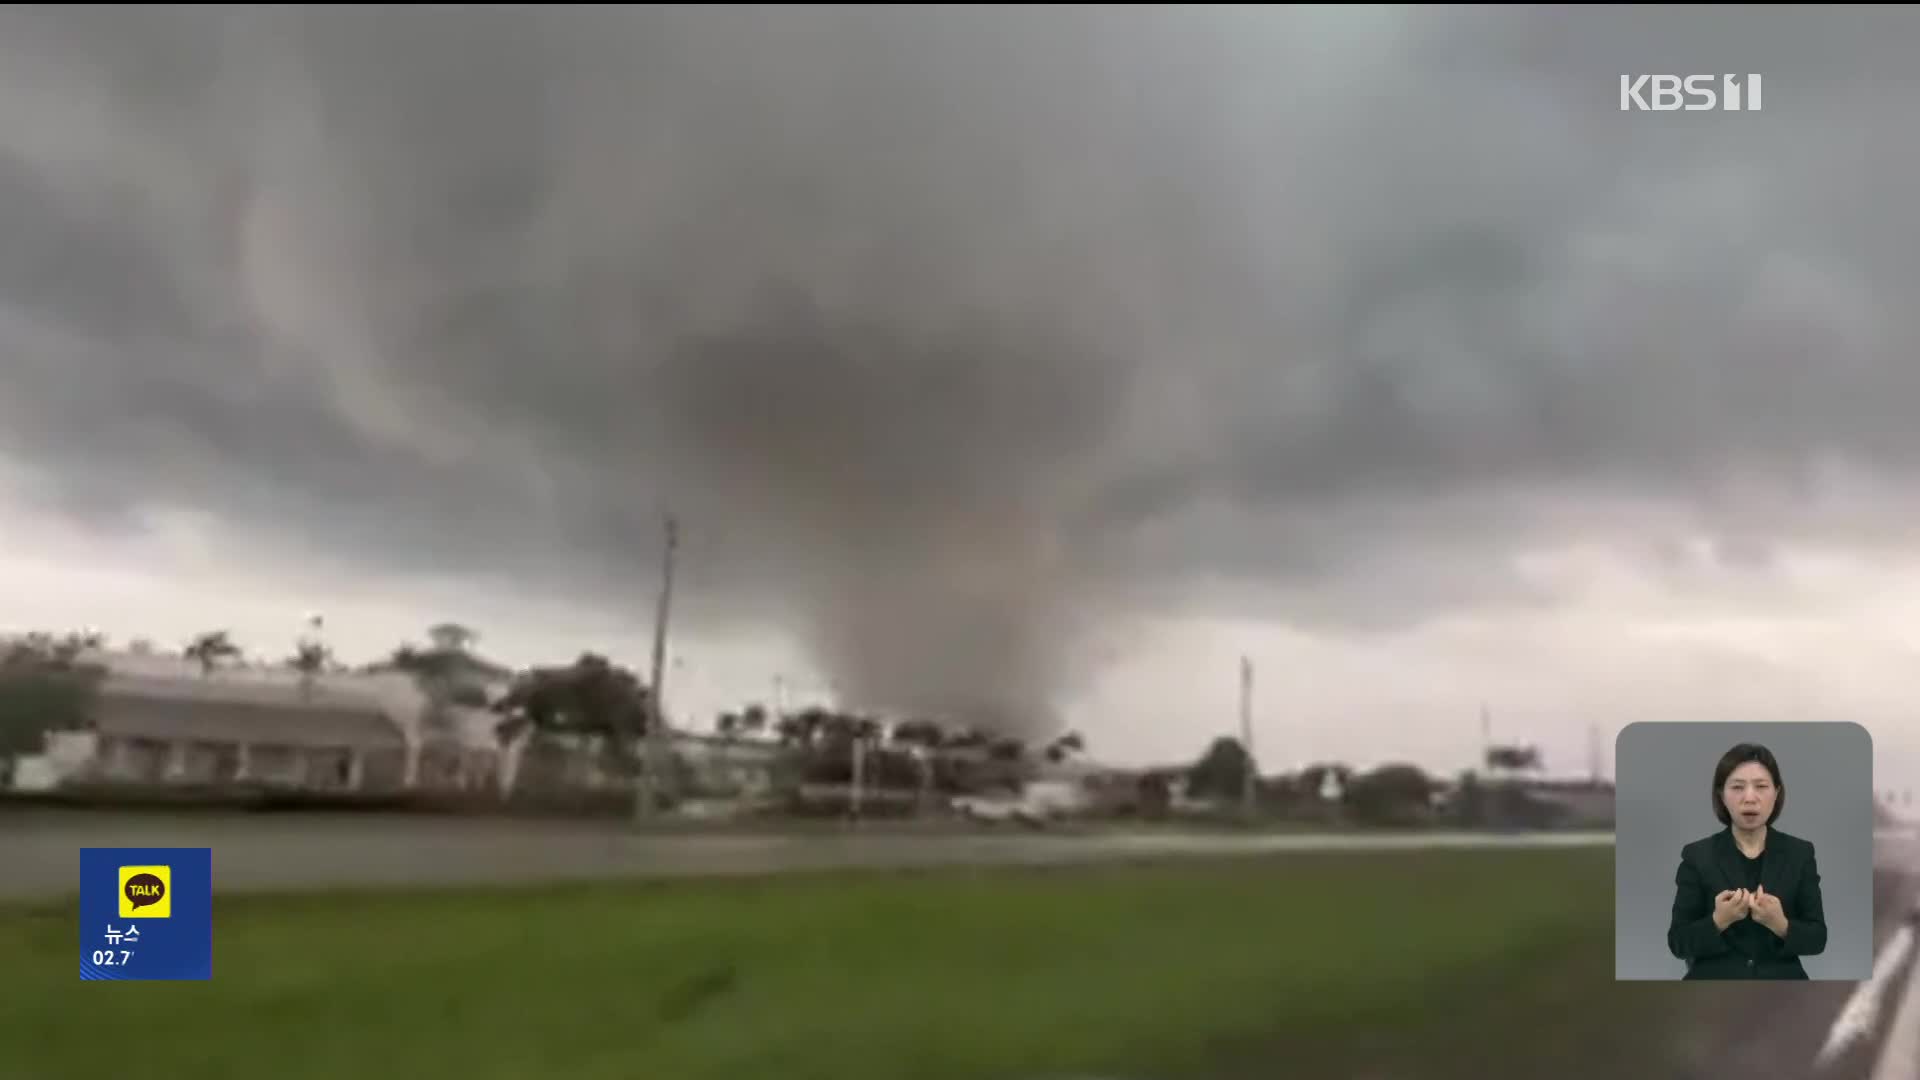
[
  {"x1": 636, "y1": 515, "x2": 679, "y2": 823},
  {"x1": 850, "y1": 727, "x2": 865, "y2": 824},
  {"x1": 1239, "y1": 655, "x2": 1257, "y2": 819},
  {"x1": 1587, "y1": 723, "x2": 1601, "y2": 785}
]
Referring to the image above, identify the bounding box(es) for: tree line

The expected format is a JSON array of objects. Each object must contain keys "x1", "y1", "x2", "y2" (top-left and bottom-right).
[
  {"x1": 0, "y1": 633, "x2": 108, "y2": 786},
  {"x1": 1, "y1": 622, "x2": 1571, "y2": 826}
]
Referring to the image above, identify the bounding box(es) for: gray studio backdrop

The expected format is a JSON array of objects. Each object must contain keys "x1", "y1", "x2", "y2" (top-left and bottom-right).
[{"x1": 1614, "y1": 721, "x2": 1873, "y2": 981}]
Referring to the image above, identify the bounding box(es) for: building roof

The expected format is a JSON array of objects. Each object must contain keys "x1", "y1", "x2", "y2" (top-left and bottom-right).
[{"x1": 94, "y1": 672, "x2": 407, "y2": 751}]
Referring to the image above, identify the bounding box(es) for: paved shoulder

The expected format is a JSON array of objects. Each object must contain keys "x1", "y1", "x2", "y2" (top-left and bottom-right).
[{"x1": 0, "y1": 810, "x2": 1611, "y2": 899}]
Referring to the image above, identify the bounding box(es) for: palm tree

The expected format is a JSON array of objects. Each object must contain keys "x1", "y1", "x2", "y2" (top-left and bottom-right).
[
  {"x1": 774, "y1": 713, "x2": 806, "y2": 747},
  {"x1": 890, "y1": 718, "x2": 946, "y2": 750},
  {"x1": 886, "y1": 718, "x2": 945, "y2": 811},
  {"x1": 65, "y1": 629, "x2": 106, "y2": 652},
  {"x1": 794, "y1": 706, "x2": 830, "y2": 747},
  {"x1": 288, "y1": 641, "x2": 331, "y2": 696},
  {"x1": 184, "y1": 631, "x2": 241, "y2": 677},
  {"x1": 1044, "y1": 730, "x2": 1086, "y2": 764}
]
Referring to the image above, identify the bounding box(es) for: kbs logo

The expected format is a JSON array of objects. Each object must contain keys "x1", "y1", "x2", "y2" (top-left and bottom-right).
[{"x1": 1619, "y1": 74, "x2": 1762, "y2": 112}]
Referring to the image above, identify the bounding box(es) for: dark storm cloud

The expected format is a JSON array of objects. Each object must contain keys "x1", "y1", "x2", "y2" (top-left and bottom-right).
[{"x1": 2, "y1": 7, "x2": 1919, "y2": 731}]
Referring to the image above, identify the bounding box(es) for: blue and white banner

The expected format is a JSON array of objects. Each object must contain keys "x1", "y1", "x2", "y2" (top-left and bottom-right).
[{"x1": 78, "y1": 847, "x2": 212, "y2": 981}]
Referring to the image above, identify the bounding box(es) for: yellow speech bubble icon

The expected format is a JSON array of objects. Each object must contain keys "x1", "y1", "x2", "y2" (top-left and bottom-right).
[{"x1": 118, "y1": 865, "x2": 171, "y2": 918}]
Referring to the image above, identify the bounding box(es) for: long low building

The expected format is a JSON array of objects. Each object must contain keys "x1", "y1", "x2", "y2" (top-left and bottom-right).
[{"x1": 23, "y1": 668, "x2": 410, "y2": 795}]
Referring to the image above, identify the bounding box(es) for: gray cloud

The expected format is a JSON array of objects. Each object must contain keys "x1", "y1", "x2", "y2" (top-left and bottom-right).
[{"x1": 2, "y1": 8, "x2": 1919, "y2": 734}]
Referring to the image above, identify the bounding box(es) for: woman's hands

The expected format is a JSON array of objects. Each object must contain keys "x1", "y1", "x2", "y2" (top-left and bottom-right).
[
  {"x1": 1711, "y1": 886, "x2": 1790, "y2": 937},
  {"x1": 1749, "y1": 886, "x2": 1789, "y2": 937},
  {"x1": 1712, "y1": 888, "x2": 1750, "y2": 930}
]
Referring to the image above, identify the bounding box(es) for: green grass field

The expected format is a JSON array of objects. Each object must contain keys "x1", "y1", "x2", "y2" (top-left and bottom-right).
[{"x1": 3, "y1": 849, "x2": 1685, "y2": 1080}]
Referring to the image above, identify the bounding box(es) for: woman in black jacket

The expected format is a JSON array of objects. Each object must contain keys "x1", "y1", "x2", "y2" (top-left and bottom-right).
[{"x1": 1667, "y1": 742, "x2": 1829, "y2": 979}]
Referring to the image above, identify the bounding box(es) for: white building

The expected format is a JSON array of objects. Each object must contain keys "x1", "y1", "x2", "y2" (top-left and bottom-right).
[
  {"x1": 8, "y1": 649, "x2": 510, "y2": 797},
  {"x1": 24, "y1": 667, "x2": 407, "y2": 793}
]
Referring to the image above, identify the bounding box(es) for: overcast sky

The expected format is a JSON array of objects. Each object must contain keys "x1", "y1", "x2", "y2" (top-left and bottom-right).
[{"x1": 2, "y1": 7, "x2": 1918, "y2": 787}]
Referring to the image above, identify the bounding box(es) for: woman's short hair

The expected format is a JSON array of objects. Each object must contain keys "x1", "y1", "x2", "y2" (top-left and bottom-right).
[{"x1": 1712, "y1": 743, "x2": 1785, "y2": 826}]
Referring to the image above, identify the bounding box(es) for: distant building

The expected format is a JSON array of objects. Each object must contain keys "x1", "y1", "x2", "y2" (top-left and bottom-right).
[
  {"x1": 368, "y1": 646, "x2": 519, "y2": 794},
  {"x1": 415, "y1": 704, "x2": 509, "y2": 794},
  {"x1": 1428, "y1": 774, "x2": 1615, "y2": 828},
  {"x1": 671, "y1": 733, "x2": 787, "y2": 800},
  {"x1": 925, "y1": 743, "x2": 1030, "y2": 795},
  {"x1": 50, "y1": 669, "x2": 408, "y2": 793},
  {"x1": 7, "y1": 649, "x2": 505, "y2": 797},
  {"x1": 1519, "y1": 777, "x2": 1616, "y2": 826},
  {"x1": 507, "y1": 731, "x2": 630, "y2": 795}
]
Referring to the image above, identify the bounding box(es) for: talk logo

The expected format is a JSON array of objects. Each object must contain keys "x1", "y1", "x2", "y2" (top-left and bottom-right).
[{"x1": 118, "y1": 865, "x2": 171, "y2": 919}]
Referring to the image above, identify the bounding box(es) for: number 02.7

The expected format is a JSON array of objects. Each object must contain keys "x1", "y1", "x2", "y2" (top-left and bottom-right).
[{"x1": 90, "y1": 951, "x2": 131, "y2": 966}]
